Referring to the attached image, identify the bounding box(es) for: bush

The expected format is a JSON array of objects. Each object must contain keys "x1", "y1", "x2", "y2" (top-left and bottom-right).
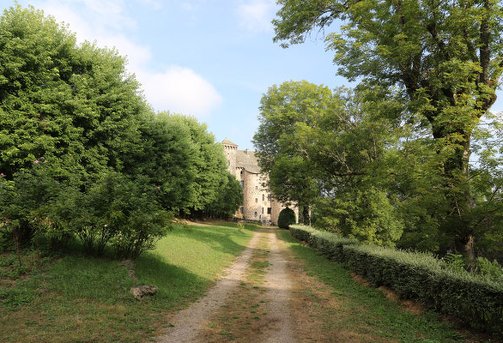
[
  {"x1": 291, "y1": 225, "x2": 358, "y2": 262},
  {"x1": 474, "y1": 257, "x2": 503, "y2": 283},
  {"x1": 309, "y1": 230, "x2": 358, "y2": 262},
  {"x1": 0, "y1": 170, "x2": 171, "y2": 259},
  {"x1": 289, "y1": 225, "x2": 315, "y2": 242},
  {"x1": 0, "y1": 168, "x2": 62, "y2": 249},
  {"x1": 278, "y1": 207, "x2": 296, "y2": 229},
  {"x1": 289, "y1": 225, "x2": 503, "y2": 335},
  {"x1": 73, "y1": 173, "x2": 171, "y2": 258}
]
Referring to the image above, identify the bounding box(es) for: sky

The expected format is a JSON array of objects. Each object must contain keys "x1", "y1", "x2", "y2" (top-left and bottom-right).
[{"x1": 2, "y1": 0, "x2": 502, "y2": 150}]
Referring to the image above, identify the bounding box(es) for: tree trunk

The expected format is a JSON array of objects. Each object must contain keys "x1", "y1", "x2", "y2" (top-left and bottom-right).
[
  {"x1": 464, "y1": 234, "x2": 476, "y2": 271},
  {"x1": 302, "y1": 205, "x2": 311, "y2": 226},
  {"x1": 435, "y1": 128, "x2": 477, "y2": 265}
]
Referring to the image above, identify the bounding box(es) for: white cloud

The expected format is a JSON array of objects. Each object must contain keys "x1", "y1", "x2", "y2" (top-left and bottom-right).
[
  {"x1": 237, "y1": 0, "x2": 276, "y2": 33},
  {"x1": 139, "y1": 66, "x2": 222, "y2": 116},
  {"x1": 37, "y1": 0, "x2": 221, "y2": 117}
]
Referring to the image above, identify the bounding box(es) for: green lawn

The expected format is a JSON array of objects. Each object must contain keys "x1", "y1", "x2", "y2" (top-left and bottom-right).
[
  {"x1": 0, "y1": 222, "x2": 253, "y2": 343},
  {"x1": 277, "y1": 230, "x2": 486, "y2": 343}
]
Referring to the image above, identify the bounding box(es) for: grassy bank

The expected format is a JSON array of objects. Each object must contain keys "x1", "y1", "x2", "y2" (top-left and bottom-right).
[
  {"x1": 0, "y1": 222, "x2": 253, "y2": 343},
  {"x1": 278, "y1": 230, "x2": 487, "y2": 343}
]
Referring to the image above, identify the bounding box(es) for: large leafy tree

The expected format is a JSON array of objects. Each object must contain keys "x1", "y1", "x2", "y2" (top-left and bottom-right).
[
  {"x1": 122, "y1": 112, "x2": 199, "y2": 213},
  {"x1": 202, "y1": 173, "x2": 243, "y2": 219},
  {"x1": 0, "y1": 6, "x2": 230, "y2": 256},
  {"x1": 254, "y1": 82, "x2": 405, "y2": 245},
  {"x1": 273, "y1": 0, "x2": 503, "y2": 260},
  {"x1": 253, "y1": 81, "x2": 332, "y2": 224},
  {"x1": 0, "y1": 5, "x2": 145, "y2": 184},
  {"x1": 169, "y1": 114, "x2": 229, "y2": 212}
]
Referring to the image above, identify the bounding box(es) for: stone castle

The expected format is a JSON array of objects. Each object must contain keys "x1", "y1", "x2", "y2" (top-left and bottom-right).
[{"x1": 222, "y1": 139, "x2": 298, "y2": 225}]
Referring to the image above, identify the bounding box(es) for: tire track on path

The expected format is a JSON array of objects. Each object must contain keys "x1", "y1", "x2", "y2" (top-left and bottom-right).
[
  {"x1": 156, "y1": 230, "x2": 261, "y2": 343},
  {"x1": 258, "y1": 230, "x2": 296, "y2": 343}
]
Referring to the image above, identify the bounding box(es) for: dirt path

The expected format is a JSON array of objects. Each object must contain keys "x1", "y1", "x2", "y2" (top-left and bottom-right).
[
  {"x1": 156, "y1": 228, "x2": 485, "y2": 343},
  {"x1": 257, "y1": 230, "x2": 295, "y2": 343},
  {"x1": 156, "y1": 229, "x2": 296, "y2": 343},
  {"x1": 156, "y1": 231, "x2": 262, "y2": 343}
]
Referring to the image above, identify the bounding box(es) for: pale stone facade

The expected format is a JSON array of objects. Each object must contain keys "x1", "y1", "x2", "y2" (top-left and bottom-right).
[{"x1": 222, "y1": 139, "x2": 298, "y2": 225}]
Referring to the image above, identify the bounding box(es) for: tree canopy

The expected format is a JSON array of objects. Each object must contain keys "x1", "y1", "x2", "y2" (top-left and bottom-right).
[
  {"x1": 271, "y1": 0, "x2": 503, "y2": 262},
  {"x1": 0, "y1": 5, "x2": 233, "y2": 257}
]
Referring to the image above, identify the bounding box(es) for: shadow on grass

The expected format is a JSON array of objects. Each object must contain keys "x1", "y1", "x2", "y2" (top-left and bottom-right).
[
  {"x1": 170, "y1": 225, "x2": 251, "y2": 257},
  {"x1": 0, "y1": 224, "x2": 255, "y2": 343},
  {"x1": 134, "y1": 252, "x2": 211, "y2": 310}
]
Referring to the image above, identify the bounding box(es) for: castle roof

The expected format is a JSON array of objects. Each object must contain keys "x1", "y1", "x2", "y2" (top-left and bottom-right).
[
  {"x1": 236, "y1": 150, "x2": 260, "y2": 174},
  {"x1": 222, "y1": 138, "x2": 238, "y2": 147}
]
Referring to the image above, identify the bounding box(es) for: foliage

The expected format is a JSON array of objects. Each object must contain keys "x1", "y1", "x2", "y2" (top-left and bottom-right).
[
  {"x1": 122, "y1": 112, "x2": 197, "y2": 214},
  {"x1": 0, "y1": 166, "x2": 63, "y2": 248},
  {"x1": 255, "y1": 84, "x2": 406, "y2": 246},
  {"x1": 316, "y1": 188, "x2": 404, "y2": 247},
  {"x1": 0, "y1": 5, "x2": 145, "y2": 183},
  {"x1": 0, "y1": 5, "x2": 232, "y2": 258},
  {"x1": 277, "y1": 207, "x2": 296, "y2": 229},
  {"x1": 272, "y1": 0, "x2": 503, "y2": 262},
  {"x1": 290, "y1": 225, "x2": 503, "y2": 335},
  {"x1": 169, "y1": 115, "x2": 229, "y2": 212},
  {"x1": 72, "y1": 173, "x2": 171, "y2": 258},
  {"x1": 476, "y1": 257, "x2": 503, "y2": 283},
  {"x1": 202, "y1": 173, "x2": 243, "y2": 219},
  {"x1": 253, "y1": 81, "x2": 330, "y2": 223}
]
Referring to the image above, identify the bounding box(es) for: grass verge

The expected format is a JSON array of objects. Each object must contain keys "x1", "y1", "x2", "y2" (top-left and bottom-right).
[
  {"x1": 278, "y1": 229, "x2": 487, "y2": 343},
  {"x1": 0, "y1": 222, "x2": 253, "y2": 343}
]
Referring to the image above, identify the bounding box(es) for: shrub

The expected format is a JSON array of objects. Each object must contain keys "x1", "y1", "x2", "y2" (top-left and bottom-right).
[
  {"x1": 278, "y1": 207, "x2": 296, "y2": 229},
  {"x1": 475, "y1": 257, "x2": 503, "y2": 283},
  {"x1": 289, "y1": 225, "x2": 503, "y2": 335},
  {"x1": 289, "y1": 225, "x2": 315, "y2": 242},
  {"x1": 343, "y1": 244, "x2": 503, "y2": 334},
  {"x1": 291, "y1": 225, "x2": 358, "y2": 262},
  {"x1": 0, "y1": 169, "x2": 171, "y2": 259},
  {"x1": 309, "y1": 230, "x2": 358, "y2": 262},
  {"x1": 0, "y1": 168, "x2": 62, "y2": 249},
  {"x1": 74, "y1": 173, "x2": 171, "y2": 258}
]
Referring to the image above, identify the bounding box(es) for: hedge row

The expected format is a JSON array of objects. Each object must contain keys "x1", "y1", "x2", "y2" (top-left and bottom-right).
[{"x1": 290, "y1": 225, "x2": 503, "y2": 335}]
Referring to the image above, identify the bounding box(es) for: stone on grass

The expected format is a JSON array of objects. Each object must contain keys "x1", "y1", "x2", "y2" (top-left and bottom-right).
[{"x1": 131, "y1": 285, "x2": 158, "y2": 300}]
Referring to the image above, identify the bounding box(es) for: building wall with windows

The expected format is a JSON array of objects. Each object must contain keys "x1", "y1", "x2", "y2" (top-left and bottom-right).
[{"x1": 222, "y1": 139, "x2": 297, "y2": 225}]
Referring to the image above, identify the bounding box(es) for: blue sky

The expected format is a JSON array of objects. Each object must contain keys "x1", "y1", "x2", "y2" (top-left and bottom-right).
[{"x1": 2, "y1": 1, "x2": 502, "y2": 150}]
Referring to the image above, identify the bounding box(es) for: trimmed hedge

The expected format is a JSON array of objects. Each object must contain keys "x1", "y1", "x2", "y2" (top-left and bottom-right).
[{"x1": 289, "y1": 225, "x2": 503, "y2": 336}]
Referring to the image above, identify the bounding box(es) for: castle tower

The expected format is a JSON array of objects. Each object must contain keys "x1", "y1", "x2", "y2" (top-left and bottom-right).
[{"x1": 222, "y1": 138, "x2": 238, "y2": 177}]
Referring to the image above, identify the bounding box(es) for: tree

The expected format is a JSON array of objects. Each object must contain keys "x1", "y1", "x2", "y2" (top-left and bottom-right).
[
  {"x1": 203, "y1": 173, "x2": 243, "y2": 219},
  {"x1": 273, "y1": 0, "x2": 503, "y2": 261},
  {"x1": 0, "y1": 5, "x2": 146, "y2": 184},
  {"x1": 269, "y1": 155, "x2": 318, "y2": 225},
  {"x1": 253, "y1": 81, "x2": 333, "y2": 223},
  {"x1": 0, "y1": 6, "x2": 201, "y2": 258},
  {"x1": 169, "y1": 114, "x2": 229, "y2": 212},
  {"x1": 122, "y1": 112, "x2": 198, "y2": 213}
]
